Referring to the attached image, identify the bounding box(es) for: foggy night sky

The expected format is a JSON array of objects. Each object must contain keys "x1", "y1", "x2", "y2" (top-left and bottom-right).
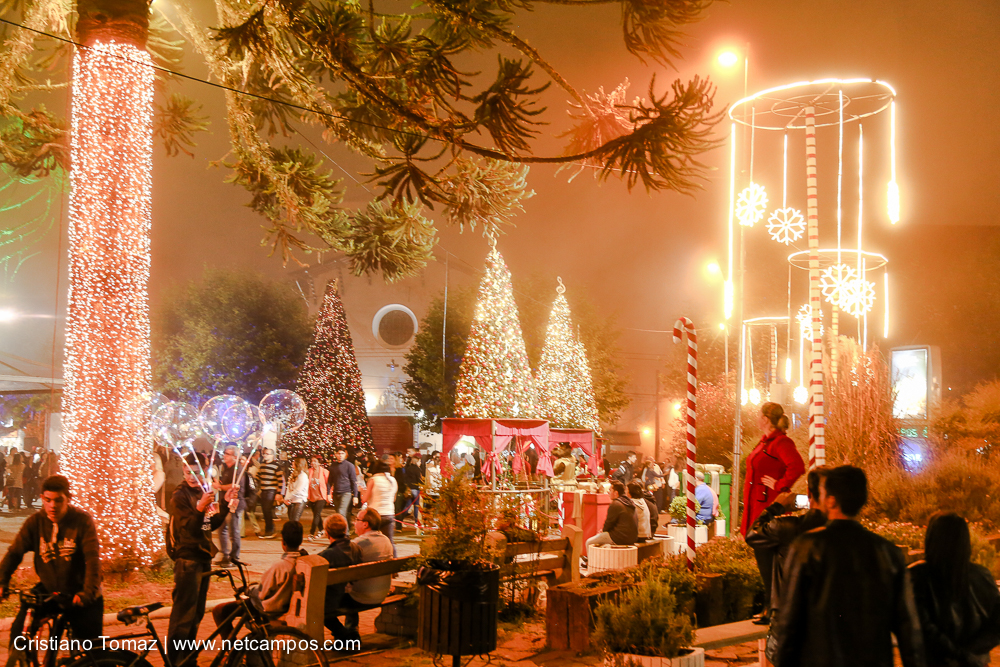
[{"x1": 2, "y1": 0, "x2": 999, "y2": 421}]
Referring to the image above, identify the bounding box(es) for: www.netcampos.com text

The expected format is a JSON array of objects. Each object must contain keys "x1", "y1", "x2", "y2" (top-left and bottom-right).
[{"x1": 13, "y1": 635, "x2": 361, "y2": 653}]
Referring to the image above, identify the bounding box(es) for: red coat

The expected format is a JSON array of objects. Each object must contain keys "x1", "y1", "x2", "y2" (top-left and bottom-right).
[{"x1": 740, "y1": 430, "x2": 805, "y2": 537}]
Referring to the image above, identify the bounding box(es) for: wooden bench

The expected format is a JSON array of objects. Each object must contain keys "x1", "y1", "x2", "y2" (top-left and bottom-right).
[
  {"x1": 281, "y1": 554, "x2": 419, "y2": 640},
  {"x1": 285, "y1": 527, "x2": 581, "y2": 642},
  {"x1": 499, "y1": 525, "x2": 582, "y2": 586}
]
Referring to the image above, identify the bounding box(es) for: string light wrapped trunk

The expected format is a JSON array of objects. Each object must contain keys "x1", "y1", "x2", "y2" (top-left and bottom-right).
[
  {"x1": 672, "y1": 317, "x2": 697, "y2": 571},
  {"x1": 61, "y1": 4, "x2": 163, "y2": 564},
  {"x1": 804, "y1": 107, "x2": 826, "y2": 468}
]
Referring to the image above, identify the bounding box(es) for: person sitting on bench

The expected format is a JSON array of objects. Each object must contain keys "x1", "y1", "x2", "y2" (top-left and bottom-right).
[
  {"x1": 326, "y1": 507, "x2": 394, "y2": 642},
  {"x1": 212, "y1": 520, "x2": 306, "y2": 638},
  {"x1": 318, "y1": 514, "x2": 360, "y2": 617}
]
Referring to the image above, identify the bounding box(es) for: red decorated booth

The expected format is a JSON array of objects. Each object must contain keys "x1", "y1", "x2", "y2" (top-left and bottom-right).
[
  {"x1": 440, "y1": 418, "x2": 552, "y2": 481},
  {"x1": 548, "y1": 428, "x2": 601, "y2": 476}
]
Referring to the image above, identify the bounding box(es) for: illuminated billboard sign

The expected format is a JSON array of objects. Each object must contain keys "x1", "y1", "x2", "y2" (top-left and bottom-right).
[{"x1": 890, "y1": 346, "x2": 940, "y2": 422}]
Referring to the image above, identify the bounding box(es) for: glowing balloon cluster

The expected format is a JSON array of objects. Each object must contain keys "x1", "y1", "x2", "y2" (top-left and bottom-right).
[{"x1": 259, "y1": 389, "x2": 307, "y2": 433}]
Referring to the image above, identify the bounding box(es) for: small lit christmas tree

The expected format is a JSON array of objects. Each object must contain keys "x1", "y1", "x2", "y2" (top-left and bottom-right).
[
  {"x1": 454, "y1": 247, "x2": 537, "y2": 418},
  {"x1": 281, "y1": 280, "x2": 374, "y2": 462},
  {"x1": 536, "y1": 279, "x2": 601, "y2": 433}
]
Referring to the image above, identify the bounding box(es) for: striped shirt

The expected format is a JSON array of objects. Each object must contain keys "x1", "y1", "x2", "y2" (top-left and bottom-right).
[{"x1": 257, "y1": 462, "x2": 284, "y2": 491}]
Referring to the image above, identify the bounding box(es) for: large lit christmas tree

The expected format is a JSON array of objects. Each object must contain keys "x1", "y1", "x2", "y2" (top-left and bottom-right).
[
  {"x1": 281, "y1": 281, "x2": 375, "y2": 461},
  {"x1": 536, "y1": 280, "x2": 601, "y2": 433},
  {"x1": 454, "y1": 247, "x2": 537, "y2": 418}
]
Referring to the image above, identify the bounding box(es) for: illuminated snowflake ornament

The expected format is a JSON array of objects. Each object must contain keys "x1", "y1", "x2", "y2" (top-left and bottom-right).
[
  {"x1": 819, "y1": 264, "x2": 858, "y2": 307},
  {"x1": 796, "y1": 304, "x2": 824, "y2": 340},
  {"x1": 736, "y1": 183, "x2": 768, "y2": 227},
  {"x1": 766, "y1": 207, "x2": 806, "y2": 244},
  {"x1": 839, "y1": 277, "x2": 877, "y2": 318}
]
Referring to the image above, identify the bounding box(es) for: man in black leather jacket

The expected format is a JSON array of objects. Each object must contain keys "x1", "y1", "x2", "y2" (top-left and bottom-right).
[
  {"x1": 745, "y1": 467, "x2": 829, "y2": 627},
  {"x1": 772, "y1": 465, "x2": 926, "y2": 667}
]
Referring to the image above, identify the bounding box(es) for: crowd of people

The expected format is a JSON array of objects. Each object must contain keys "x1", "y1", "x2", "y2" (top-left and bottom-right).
[
  {"x1": 0, "y1": 421, "x2": 996, "y2": 666},
  {"x1": 0, "y1": 445, "x2": 60, "y2": 512}
]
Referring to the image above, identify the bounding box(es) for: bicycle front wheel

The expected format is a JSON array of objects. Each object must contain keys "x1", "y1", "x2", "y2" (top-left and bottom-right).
[{"x1": 227, "y1": 627, "x2": 328, "y2": 667}]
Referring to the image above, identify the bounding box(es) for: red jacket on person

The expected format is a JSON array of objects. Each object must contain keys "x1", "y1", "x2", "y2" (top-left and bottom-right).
[{"x1": 740, "y1": 429, "x2": 805, "y2": 537}]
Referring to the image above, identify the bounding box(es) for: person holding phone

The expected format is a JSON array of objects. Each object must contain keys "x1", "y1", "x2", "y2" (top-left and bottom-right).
[{"x1": 740, "y1": 402, "x2": 805, "y2": 622}]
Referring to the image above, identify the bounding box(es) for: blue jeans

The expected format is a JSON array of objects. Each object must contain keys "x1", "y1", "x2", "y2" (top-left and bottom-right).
[
  {"x1": 379, "y1": 517, "x2": 397, "y2": 557},
  {"x1": 288, "y1": 502, "x2": 305, "y2": 523},
  {"x1": 219, "y1": 509, "x2": 243, "y2": 562},
  {"x1": 331, "y1": 492, "x2": 352, "y2": 518}
]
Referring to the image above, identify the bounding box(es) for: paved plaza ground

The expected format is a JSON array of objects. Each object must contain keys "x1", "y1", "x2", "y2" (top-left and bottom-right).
[{"x1": 0, "y1": 505, "x2": 996, "y2": 667}]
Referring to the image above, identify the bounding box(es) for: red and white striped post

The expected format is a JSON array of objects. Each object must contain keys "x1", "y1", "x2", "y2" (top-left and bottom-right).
[
  {"x1": 805, "y1": 107, "x2": 826, "y2": 468},
  {"x1": 673, "y1": 317, "x2": 698, "y2": 571}
]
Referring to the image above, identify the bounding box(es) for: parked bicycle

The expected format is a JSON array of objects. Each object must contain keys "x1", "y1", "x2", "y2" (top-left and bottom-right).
[
  {"x1": 67, "y1": 561, "x2": 327, "y2": 667},
  {"x1": 4, "y1": 588, "x2": 77, "y2": 667}
]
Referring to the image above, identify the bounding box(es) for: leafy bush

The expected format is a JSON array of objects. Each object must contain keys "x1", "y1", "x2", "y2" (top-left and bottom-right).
[
  {"x1": 694, "y1": 537, "x2": 763, "y2": 622},
  {"x1": 592, "y1": 577, "x2": 694, "y2": 658},
  {"x1": 866, "y1": 451, "x2": 1000, "y2": 528},
  {"x1": 420, "y1": 475, "x2": 499, "y2": 565},
  {"x1": 970, "y1": 525, "x2": 1000, "y2": 579},
  {"x1": 862, "y1": 520, "x2": 925, "y2": 550},
  {"x1": 598, "y1": 556, "x2": 697, "y2": 611}
]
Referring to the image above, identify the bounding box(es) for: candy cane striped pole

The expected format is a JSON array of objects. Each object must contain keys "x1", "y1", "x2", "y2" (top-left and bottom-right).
[
  {"x1": 805, "y1": 107, "x2": 826, "y2": 468},
  {"x1": 673, "y1": 317, "x2": 698, "y2": 571}
]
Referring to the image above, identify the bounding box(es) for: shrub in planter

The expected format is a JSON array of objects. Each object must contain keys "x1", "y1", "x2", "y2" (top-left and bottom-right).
[
  {"x1": 593, "y1": 577, "x2": 695, "y2": 660},
  {"x1": 693, "y1": 537, "x2": 763, "y2": 623},
  {"x1": 417, "y1": 476, "x2": 502, "y2": 659}
]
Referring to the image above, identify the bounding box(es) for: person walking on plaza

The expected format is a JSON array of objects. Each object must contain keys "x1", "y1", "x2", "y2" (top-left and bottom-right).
[
  {"x1": 284, "y1": 457, "x2": 309, "y2": 524},
  {"x1": 214, "y1": 444, "x2": 247, "y2": 568},
  {"x1": 909, "y1": 511, "x2": 1000, "y2": 667},
  {"x1": 241, "y1": 452, "x2": 261, "y2": 536},
  {"x1": 583, "y1": 481, "x2": 638, "y2": 566},
  {"x1": 611, "y1": 452, "x2": 637, "y2": 484},
  {"x1": 327, "y1": 446, "x2": 359, "y2": 520},
  {"x1": 166, "y1": 454, "x2": 232, "y2": 664},
  {"x1": 6, "y1": 453, "x2": 22, "y2": 512},
  {"x1": 256, "y1": 447, "x2": 284, "y2": 539},
  {"x1": 0, "y1": 475, "x2": 103, "y2": 648},
  {"x1": 307, "y1": 456, "x2": 330, "y2": 540},
  {"x1": 361, "y1": 460, "x2": 398, "y2": 556},
  {"x1": 741, "y1": 402, "x2": 805, "y2": 617},
  {"x1": 772, "y1": 465, "x2": 925, "y2": 667}
]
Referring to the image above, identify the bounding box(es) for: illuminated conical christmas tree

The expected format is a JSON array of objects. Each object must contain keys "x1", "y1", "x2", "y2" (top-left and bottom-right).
[
  {"x1": 454, "y1": 247, "x2": 537, "y2": 418},
  {"x1": 281, "y1": 281, "x2": 374, "y2": 461},
  {"x1": 536, "y1": 279, "x2": 601, "y2": 433}
]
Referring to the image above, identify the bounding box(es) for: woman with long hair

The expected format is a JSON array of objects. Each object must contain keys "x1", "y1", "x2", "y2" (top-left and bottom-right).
[
  {"x1": 741, "y1": 402, "x2": 805, "y2": 623},
  {"x1": 283, "y1": 457, "x2": 309, "y2": 523},
  {"x1": 909, "y1": 512, "x2": 1000, "y2": 666},
  {"x1": 362, "y1": 460, "x2": 398, "y2": 555},
  {"x1": 307, "y1": 456, "x2": 330, "y2": 540}
]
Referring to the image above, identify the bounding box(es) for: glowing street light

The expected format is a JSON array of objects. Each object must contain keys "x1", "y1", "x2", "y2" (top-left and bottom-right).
[
  {"x1": 706, "y1": 261, "x2": 721, "y2": 275},
  {"x1": 0, "y1": 308, "x2": 18, "y2": 323},
  {"x1": 718, "y1": 50, "x2": 739, "y2": 68}
]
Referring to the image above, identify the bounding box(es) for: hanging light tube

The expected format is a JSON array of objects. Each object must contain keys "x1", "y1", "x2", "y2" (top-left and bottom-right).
[{"x1": 888, "y1": 101, "x2": 900, "y2": 223}]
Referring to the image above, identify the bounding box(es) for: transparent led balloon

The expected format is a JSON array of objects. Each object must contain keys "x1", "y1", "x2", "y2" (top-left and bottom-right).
[
  {"x1": 221, "y1": 400, "x2": 256, "y2": 442},
  {"x1": 151, "y1": 402, "x2": 201, "y2": 448},
  {"x1": 259, "y1": 389, "x2": 306, "y2": 433},
  {"x1": 200, "y1": 395, "x2": 251, "y2": 442}
]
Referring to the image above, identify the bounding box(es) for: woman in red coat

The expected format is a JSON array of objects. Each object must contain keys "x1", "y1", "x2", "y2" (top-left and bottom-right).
[{"x1": 741, "y1": 402, "x2": 805, "y2": 623}]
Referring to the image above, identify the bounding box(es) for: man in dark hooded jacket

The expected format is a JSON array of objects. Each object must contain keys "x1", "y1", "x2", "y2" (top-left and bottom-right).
[{"x1": 582, "y1": 482, "x2": 637, "y2": 566}]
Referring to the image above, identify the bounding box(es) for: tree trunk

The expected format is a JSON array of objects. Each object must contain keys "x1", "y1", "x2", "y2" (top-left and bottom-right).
[{"x1": 62, "y1": 0, "x2": 162, "y2": 564}]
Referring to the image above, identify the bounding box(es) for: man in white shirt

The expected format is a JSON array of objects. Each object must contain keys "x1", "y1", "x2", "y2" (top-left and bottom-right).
[{"x1": 327, "y1": 508, "x2": 394, "y2": 642}]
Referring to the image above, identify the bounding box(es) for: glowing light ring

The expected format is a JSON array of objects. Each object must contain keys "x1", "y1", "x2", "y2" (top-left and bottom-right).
[
  {"x1": 819, "y1": 263, "x2": 858, "y2": 306},
  {"x1": 736, "y1": 183, "x2": 768, "y2": 227},
  {"x1": 787, "y1": 248, "x2": 888, "y2": 272},
  {"x1": 729, "y1": 78, "x2": 896, "y2": 130},
  {"x1": 766, "y1": 207, "x2": 805, "y2": 244},
  {"x1": 840, "y1": 277, "x2": 877, "y2": 318}
]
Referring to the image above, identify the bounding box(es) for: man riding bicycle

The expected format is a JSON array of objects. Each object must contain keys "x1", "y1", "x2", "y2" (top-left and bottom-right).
[{"x1": 0, "y1": 474, "x2": 103, "y2": 644}]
